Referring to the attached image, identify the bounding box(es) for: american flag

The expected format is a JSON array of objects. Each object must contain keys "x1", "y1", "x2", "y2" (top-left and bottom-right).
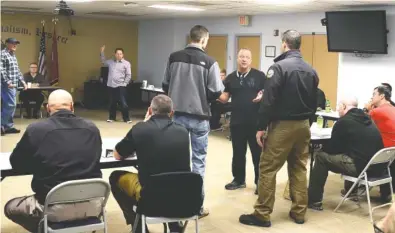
[{"x1": 38, "y1": 25, "x2": 47, "y2": 78}]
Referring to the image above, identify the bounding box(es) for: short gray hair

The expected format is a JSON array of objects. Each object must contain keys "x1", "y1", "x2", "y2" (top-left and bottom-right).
[
  {"x1": 150, "y1": 95, "x2": 173, "y2": 115},
  {"x1": 282, "y1": 30, "x2": 301, "y2": 50}
]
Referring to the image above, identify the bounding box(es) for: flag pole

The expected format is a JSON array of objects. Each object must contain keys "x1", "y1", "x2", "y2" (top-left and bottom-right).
[{"x1": 51, "y1": 17, "x2": 59, "y2": 86}]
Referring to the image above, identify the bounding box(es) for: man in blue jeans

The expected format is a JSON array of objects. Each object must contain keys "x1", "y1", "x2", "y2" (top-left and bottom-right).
[
  {"x1": 1, "y1": 38, "x2": 27, "y2": 136},
  {"x1": 163, "y1": 25, "x2": 224, "y2": 218}
]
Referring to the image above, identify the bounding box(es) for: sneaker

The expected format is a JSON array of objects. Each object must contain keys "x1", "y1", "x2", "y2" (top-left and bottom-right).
[
  {"x1": 198, "y1": 208, "x2": 209, "y2": 219},
  {"x1": 239, "y1": 214, "x2": 271, "y2": 227},
  {"x1": 308, "y1": 202, "x2": 323, "y2": 211},
  {"x1": 125, "y1": 120, "x2": 133, "y2": 124},
  {"x1": 289, "y1": 212, "x2": 305, "y2": 224},
  {"x1": 5, "y1": 128, "x2": 21, "y2": 134},
  {"x1": 225, "y1": 180, "x2": 246, "y2": 190},
  {"x1": 106, "y1": 119, "x2": 114, "y2": 123}
]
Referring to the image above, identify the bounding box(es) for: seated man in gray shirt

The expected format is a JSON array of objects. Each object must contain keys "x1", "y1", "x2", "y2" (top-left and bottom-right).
[{"x1": 100, "y1": 45, "x2": 132, "y2": 123}]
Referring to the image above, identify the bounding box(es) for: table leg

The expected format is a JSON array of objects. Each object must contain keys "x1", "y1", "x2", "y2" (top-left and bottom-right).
[
  {"x1": 309, "y1": 144, "x2": 315, "y2": 181},
  {"x1": 323, "y1": 119, "x2": 328, "y2": 128}
]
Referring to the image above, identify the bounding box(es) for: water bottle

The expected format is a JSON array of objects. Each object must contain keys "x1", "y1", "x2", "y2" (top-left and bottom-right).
[
  {"x1": 325, "y1": 100, "x2": 331, "y2": 113},
  {"x1": 317, "y1": 115, "x2": 324, "y2": 128}
]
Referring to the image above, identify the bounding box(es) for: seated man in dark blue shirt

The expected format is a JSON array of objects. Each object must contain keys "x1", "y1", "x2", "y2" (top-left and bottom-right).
[
  {"x1": 109, "y1": 95, "x2": 191, "y2": 233},
  {"x1": 19, "y1": 62, "x2": 49, "y2": 118},
  {"x1": 4, "y1": 90, "x2": 103, "y2": 233}
]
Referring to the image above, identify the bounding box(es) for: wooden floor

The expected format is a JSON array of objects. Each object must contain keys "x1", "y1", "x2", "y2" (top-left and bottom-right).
[{"x1": 0, "y1": 108, "x2": 387, "y2": 233}]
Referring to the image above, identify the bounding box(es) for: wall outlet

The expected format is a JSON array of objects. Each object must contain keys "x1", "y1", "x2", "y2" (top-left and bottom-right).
[{"x1": 71, "y1": 88, "x2": 74, "y2": 93}]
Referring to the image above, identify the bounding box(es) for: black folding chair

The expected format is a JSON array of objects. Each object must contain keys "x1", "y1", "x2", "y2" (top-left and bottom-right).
[{"x1": 132, "y1": 172, "x2": 203, "y2": 233}]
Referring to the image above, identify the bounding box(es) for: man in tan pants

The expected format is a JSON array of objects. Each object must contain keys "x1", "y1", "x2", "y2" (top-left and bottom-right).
[{"x1": 239, "y1": 30, "x2": 319, "y2": 227}]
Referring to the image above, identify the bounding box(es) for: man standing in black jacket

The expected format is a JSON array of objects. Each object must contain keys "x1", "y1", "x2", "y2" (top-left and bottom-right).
[
  {"x1": 239, "y1": 30, "x2": 319, "y2": 227},
  {"x1": 307, "y1": 96, "x2": 383, "y2": 211},
  {"x1": 4, "y1": 90, "x2": 103, "y2": 233}
]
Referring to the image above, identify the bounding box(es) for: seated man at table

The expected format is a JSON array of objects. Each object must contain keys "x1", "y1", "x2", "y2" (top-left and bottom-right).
[
  {"x1": 369, "y1": 85, "x2": 395, "y2": 202},
  {"x1": 4, "y1": 89, "x2": 103, "y2": 233},
  {"x1": 308, "y1": 96, "x2": 384, "y2": 211},
  {"x1": 109, "y1": 95, "x2": 191, "y2": 233},
  {"x1": 19, "y1": 62, "x2": 49, "y2": 118}
]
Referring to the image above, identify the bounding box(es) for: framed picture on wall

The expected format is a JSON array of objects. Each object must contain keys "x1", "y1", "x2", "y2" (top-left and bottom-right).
[{"x1": 265, "y1": 46, "x2": 276, "y2": 58}]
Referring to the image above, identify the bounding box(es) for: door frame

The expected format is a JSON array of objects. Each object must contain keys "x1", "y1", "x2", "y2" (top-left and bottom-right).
[
  {"x1": 235, "y1": 33, "x2": 262, "y2": 70},
  {"x1": 186, "y1": 34, "x2": 229, "y2": 70}
]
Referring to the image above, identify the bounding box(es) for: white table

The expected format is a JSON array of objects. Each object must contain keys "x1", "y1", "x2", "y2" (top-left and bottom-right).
[
  {"x1": 309, "y1": 127, "x2": 332, "y2": 180},
  {"x1": 140, "y1": 87, "x2": 165, "y2": 103},
  {"x1": 1, "y1": 137, "x2": 137, "y2": 180},
  {"x1": 315, "y1": 111, "x2": 340, "y2": 126}
]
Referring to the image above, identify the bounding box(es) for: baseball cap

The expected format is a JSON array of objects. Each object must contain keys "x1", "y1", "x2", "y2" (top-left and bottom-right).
[{"x1": 5, "y1": 38, "x2": 20, "y2": 44}]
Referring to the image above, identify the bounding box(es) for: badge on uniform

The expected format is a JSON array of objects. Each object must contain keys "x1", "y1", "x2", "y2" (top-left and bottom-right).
[{"x1": 267, "y1": 69, "x2": 274, "y2": 78}]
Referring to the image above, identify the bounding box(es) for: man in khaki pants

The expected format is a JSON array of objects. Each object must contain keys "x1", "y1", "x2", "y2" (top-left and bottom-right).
[{"x1": 239, "y1": 30, "x2": 319, "y2": 227}]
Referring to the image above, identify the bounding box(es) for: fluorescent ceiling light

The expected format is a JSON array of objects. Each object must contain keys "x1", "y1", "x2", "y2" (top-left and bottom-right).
[
  {"x1": 66, "y1": 0, "x2": 94, "y2": 2},
  {"x1": 256, "y1": 0, "x2": 312, "y2": 4},
  {"x1": 148, "y1": 4, "x2": 205, "y2": 12}
]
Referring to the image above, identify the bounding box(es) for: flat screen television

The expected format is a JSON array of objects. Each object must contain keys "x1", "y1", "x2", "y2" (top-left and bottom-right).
[{"x1": 325, "y1": 10, "x2": 388, "y2": 54}]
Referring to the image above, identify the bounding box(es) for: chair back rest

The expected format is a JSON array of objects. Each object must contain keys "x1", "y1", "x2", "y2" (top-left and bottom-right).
[
  {"x1": 137, "y1": 172, "x2": 203, "y2": 218},
  {"x1": 362, "y1": 147, "x2": 395, "y2": 173},
  {"x1": 44, "y1": 178, "x2": 110, "y2": 212}
]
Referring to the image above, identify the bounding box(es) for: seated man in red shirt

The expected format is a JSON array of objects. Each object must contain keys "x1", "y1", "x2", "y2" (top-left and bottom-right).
[{"x1": 369, "y1": 85, "x2": 395, "y2": 202}]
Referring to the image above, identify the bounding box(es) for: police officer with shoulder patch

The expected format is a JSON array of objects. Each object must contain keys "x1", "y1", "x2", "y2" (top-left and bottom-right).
[{"x1": 239, "y1": 30, "x2": 319, "y2": 228}]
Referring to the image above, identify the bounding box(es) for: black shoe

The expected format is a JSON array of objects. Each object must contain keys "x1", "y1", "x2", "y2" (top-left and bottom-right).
[
  {"x1": 380, "y1": 194, "x2": 392, "y2": 203},
  {"x1": 289, "y1": 212, "x2": 305, "y2": 224},
  {"x1": 239, "y1": 214, "x2": 271, "y2": 227},
  {"x1": 308, "y1": 202, "x2": 323, "y2": 211},
  {"x1": 5, "y1": 128, "x2": 21, "y2": 134},
  {"x1": 225, "y1": 180, "x2": 246, "y2": 190},
  {"x1": 255, "y1": 188, "x2": 258, "y2": 195},
  {"x1": 168, "y1": 222, "x2": 183, "y2": 233}
]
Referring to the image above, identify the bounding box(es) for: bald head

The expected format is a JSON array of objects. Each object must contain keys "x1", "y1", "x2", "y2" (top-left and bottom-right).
[
  {"x1": 47, "y1": 89, "x2": 74, "y2": 115},
  {"x1": 338, "y1": 96, "x2": 358, "y2": 117}
]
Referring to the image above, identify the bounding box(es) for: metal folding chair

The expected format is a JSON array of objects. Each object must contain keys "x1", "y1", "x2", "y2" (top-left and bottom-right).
[
  {"x1": 38, "y1": 178, "x2": 110, "y2": 233},
  {"x1": 334, "y1": 147, "x2": 395, "y2": 222}
]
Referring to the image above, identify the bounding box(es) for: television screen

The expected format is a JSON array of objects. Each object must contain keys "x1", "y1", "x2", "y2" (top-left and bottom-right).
[{"x1": 325, "y1": 11, "x2": 387, "y2": 54}]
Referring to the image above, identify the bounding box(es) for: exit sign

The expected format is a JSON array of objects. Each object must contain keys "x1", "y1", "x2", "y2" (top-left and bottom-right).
[{"x1": 239, "y1": 16, "x2": 250, "y2": 26}]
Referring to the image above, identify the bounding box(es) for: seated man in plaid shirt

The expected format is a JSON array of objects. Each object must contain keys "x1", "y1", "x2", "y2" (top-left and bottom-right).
[{"x1": 1, "y1": 38, "x2": 27, "y2": 135}]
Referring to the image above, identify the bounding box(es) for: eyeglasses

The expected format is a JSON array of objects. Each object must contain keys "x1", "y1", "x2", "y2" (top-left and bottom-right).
[{"x1": 30, "y1": 67, "x2": 38, "y2": 69}]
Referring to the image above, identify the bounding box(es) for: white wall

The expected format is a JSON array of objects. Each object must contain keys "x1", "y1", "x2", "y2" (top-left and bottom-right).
[{"x1": 138, "y1": 7, "x2": 395, "y2": 106}]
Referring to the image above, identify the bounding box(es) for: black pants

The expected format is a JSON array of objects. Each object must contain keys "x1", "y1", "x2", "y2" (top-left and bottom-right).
[
  {"x1": 19, "y1": 91, "x2": 44, "y2": 117},
  {"x1": 210, "y1": 102, "x2": 231, "y2": 129},
  {"x1": 109, "y1": 171, "x2": 182, "y2": 233},
  {"x1": 230, "y1": 124, "x2": 261, "y2": 184},
  {"x1": 108, "y1": 86, "x2": 130, "y2": 121}
]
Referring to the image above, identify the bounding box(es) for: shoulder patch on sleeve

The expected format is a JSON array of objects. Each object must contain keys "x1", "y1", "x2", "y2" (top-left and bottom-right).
[{"x1": 267, "y1": 69, "x2": 274, "y2": 78}]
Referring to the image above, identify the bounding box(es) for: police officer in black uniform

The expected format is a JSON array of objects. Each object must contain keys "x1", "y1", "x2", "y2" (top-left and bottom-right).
[{"x1": 239, "y1": 30, "x2": 319, "y2": 227}]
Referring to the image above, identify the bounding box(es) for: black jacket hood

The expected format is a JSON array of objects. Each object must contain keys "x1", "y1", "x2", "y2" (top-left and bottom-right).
[{"x1": 346, "y1": 108, "x2": 372, "y2": 126}]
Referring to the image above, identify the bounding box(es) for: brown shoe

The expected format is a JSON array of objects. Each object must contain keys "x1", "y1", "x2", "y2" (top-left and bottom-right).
[{"x1": 198, "y1": 208, "x2": 209, "y2": 219}]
